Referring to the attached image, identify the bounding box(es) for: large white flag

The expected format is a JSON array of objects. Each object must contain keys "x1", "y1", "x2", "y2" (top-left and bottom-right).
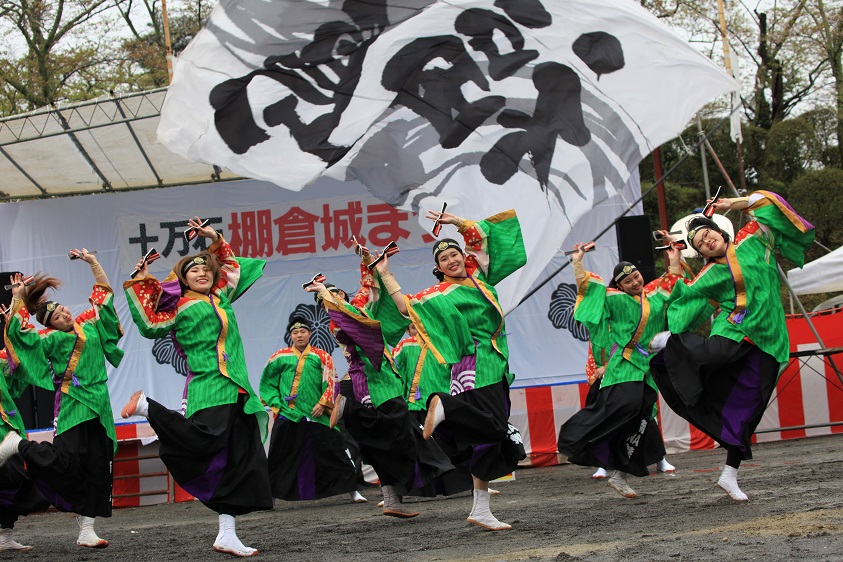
[{"x1": 158, "y1": 0, "x2": 737, "y2": 310}]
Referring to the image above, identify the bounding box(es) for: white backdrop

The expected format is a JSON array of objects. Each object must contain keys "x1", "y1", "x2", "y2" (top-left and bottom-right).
[{"x1": 0, "y1": 176, "x2": 641, "y2": 427}]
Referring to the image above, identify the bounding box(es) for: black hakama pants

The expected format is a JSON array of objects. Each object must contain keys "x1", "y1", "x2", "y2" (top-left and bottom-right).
[
  {"x1": 428, "y1": 380, "x2": 525, "y2": 483},
  {"x1": 341, "y1": 396, "x2": 452, "y2": 494},
  {"x1": 557, "y1": 381, "x2": 665, "y2": 477},
  {"x1": 405, "y1": 410, "x2": 473, "y2": 497},
  {"x1": 267, "y1": 416, "x2": 357, "y2": 501},
  {"x1": 146, "y1": 395, "x2": 273, "y2": 515},
  {"x1": 0, "y1": 455, "x2": 49, "y2": 528},
  {"x1": 650, "y1": 333, "x2": 779, "y2": 461},
  {"x1": 18, "y1": 419, "x2": 113, "y2": 517}
]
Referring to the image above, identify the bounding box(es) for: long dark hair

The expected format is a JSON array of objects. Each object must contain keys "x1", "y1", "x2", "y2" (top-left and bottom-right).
[{"x1": 21, "y1": 274, "x2": 61, "y2": 326}]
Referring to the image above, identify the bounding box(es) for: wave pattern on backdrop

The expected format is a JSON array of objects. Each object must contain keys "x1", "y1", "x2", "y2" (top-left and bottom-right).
[{"x1": 158, "y1": 0, "x2": 737, "y2": 311}]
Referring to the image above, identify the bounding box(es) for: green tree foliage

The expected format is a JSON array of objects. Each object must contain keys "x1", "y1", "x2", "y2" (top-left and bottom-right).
[
  {"x1": 114, "y1": 0, "x2": 213, "y2": 90},
  {"x1": 0, "y1": 0, "x2": 123, "y2": 115}
]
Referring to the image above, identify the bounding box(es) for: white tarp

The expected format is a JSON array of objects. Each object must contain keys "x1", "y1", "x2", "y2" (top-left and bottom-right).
[
  {"x1": 787, "y1": 245, "x2": 843, "y2": 295},
  {"x1": 0, "y1": 175, "x2": 641, "y2": 427}
]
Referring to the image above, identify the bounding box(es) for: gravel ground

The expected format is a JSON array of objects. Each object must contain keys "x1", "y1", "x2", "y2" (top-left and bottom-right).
[{"x1": 4, "y1": 434, "x2": 843, "y2": 561}]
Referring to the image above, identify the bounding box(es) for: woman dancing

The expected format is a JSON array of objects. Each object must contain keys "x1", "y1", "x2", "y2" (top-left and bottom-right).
[
  {"x1": 121, "y1": 218, "x2": 272, "y2": 556},
  {"x1": 649, "y1": 191, "x2": 814, "y2": 500},
  {"x1": 0, "y1": 249, "x2": 121, "y2": 548},
  {"x1": 557, "y1": 238, "x2": 682, "y2": 498},
  {"x1": 307, "y1": 250, "x2": 451, "y2": 518},
  {"x1": 377, "y1": 209, "x2": 527, "y2": 531}
]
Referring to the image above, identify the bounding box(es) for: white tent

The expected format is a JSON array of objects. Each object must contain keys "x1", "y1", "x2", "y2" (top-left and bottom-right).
[{"x1": 787, "y1": 244, "x2": 843, "y2": 295}]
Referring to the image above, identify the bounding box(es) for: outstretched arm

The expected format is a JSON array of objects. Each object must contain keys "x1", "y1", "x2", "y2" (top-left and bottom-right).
[
  {"x1": 373, "y1": 252, "x2": 408, "y2": 316},
  {"x1": 73, "y1": 248, "x2": 109, "y2": 287}
]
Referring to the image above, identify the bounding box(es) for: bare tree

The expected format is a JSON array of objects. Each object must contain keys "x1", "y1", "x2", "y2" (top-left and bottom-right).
[{"x1": 801, "y1": 0, "x2": 843, "y2": 162}]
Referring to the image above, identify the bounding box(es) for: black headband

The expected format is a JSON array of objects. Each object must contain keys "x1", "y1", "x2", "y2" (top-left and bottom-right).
[
  {"x1": 613, "y1": 263, "x2": 638, "y2": 284},
  {"x1": 181, "y1": 255, "x2": 208, "y2": 279},
  {"x1": 41, "y1": 301, "x2": 59, "y2": 327},
  {"x1": 433, "y1": 239, "x2": 463, "y2": 262},
  {"x1": 288, "y1": 321, "x2": 311, "y2": 333},
  {"x1": 686, "y1": 215, "x2": 724, "y2": 253}
]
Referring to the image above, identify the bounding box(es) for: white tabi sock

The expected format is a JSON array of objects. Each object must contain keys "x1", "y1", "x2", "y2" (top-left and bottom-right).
[
  {"x1": 121, "y1": 390, "x2": 149, "y2": 419},
  {"x1": 422, "y1": 396, "x2": 445, "y2": 440},
  {"x1": 0, "y1": 528, "x2": 32, "y2": 551},
  {"x1": 0, "y1": 432, "x2": 22, "y2": 467},
  {"x1": 76, "y1": 516, "x2": 109, "y2": 548},
  {"x1": 467, "y1": 489, "x2": 512, "y2": 531},
  {"x1": 718, "y1": 465, "x2": 748, "y2": 501},
  {"x1": 349, "y1": 490, "x2": 367, "y2": 503},
  {"x1": 657, "y1": 458, "x2": 676, "y2": 473},
  {"x1": 214, "y1": 514, "x2": 257, "y2": 557}
]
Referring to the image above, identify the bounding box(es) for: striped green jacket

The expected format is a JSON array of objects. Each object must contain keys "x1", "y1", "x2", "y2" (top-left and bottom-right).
[
  {"x1": 124, "y1": 237, "x2": 269, "y2": 441},
  {"x1": 392, "y1": 335, "x2": 451, "y2": 412},
  {"x1": 4, "y1": 285, "x2": 123, "y2": 450},
  {"x1": 406, "y1": 210, "x2": 526, "y2": 390},
  {"x1": 0, "y1": 350, "x2": 49, "y2": 439},
  {"x1": 260, "y1": 344, "x2": 335, "y2": 426},
  {"x1": 575, "y1": 271, "x2": 682, "y2": 392},
  {"x1": 666, "y1": 191, "x2": 815, "y2": 365}
]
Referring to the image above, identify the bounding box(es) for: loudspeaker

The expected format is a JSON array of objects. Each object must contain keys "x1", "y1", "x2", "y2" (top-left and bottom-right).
[
  {"x1": 615, "y1": 216, "x2": 657, "y2": 283},
  {"x1": 0, "y1": 271, "x2": 55, "y2": 430}
]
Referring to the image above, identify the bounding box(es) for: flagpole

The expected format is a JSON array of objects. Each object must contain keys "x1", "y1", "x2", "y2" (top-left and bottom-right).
[
  {"x1": 652, "y1": 147, "x2": 669, "y2": 230},
  {"x1": 696, "y1": 116, "x2": 712, "y2": 200},
  {"x1": 162, "y1": 0, "x2": 174, "y2": 83},
  {"x1": 716, "y1": 0, "x2": 747, "y2": 193}
]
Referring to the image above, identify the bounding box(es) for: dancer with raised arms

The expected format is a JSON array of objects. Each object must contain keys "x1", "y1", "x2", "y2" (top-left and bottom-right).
[{"x1": 121, "y1": 217, "x2": 272, "y2": 557}]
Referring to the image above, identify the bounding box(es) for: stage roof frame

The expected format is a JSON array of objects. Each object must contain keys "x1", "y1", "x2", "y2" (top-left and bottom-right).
[{"x1": 0, "y1": 88, "x2": 240, "y2": 202}]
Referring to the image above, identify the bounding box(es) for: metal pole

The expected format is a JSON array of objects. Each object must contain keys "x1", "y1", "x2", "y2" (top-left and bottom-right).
[
  {"x1": 162, "y1": 0, "x2": 174, "y2": 83},
  {"x1": 696, "y1": 116, "x2": 711, "y2": 199},
  {"x1": 653, "y1": 147, "x2": 669, "y2": 230},
  {"x1": 777, "y1": 263, "x2": 843, "y2": 385},
  {"x1": 702, "y1": 136, "x2": 740, "y2": 197}
]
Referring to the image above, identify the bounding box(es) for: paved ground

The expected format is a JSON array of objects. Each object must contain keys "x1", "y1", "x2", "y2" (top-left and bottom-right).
[{"x1": 4, "y1": 434, "x2": 843, "y2": 561}]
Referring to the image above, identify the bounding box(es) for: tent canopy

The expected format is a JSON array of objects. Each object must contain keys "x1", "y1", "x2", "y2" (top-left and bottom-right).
[
  {"x1": 788, "y1": 244, "x2": 843, "y2": 295},
  {"x1": 0, "y1": 89, "x2": 239, "y2": 201}
]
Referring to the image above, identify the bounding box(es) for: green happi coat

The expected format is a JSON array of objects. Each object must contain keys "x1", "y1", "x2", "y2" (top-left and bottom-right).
[
  {"x1": 4, "y1": 285, "x2": 123, "y2": 450},
  {"x1": 322, "y1": 267, "x2": 409, "y2": 407},
  {"x1": 124, "y1": 237, "x2": 269, "y2": 441},
  {"x1": 392, "y1": 335, "x2": 451, "y2": 412},
  {"x1": 0, "y1": 351, "x2": 50, "y2": 440},
  {"x1": 260, "y1": 344, "x2": 336, "y2": 427},
  {"x1": 575, "y1": 270, "x2": 683, "y2": 392},
  {"x1": 666, "y1": 191, "x2": 815, "y2": 365},
  {"x1": 406, "y1": 210, "x2": 526, "y2": 389}
]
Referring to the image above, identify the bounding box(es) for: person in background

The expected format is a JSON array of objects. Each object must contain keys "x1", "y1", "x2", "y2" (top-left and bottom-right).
[{"x1": 260, "y1": 315, "x2": 365, "y2": 504}]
